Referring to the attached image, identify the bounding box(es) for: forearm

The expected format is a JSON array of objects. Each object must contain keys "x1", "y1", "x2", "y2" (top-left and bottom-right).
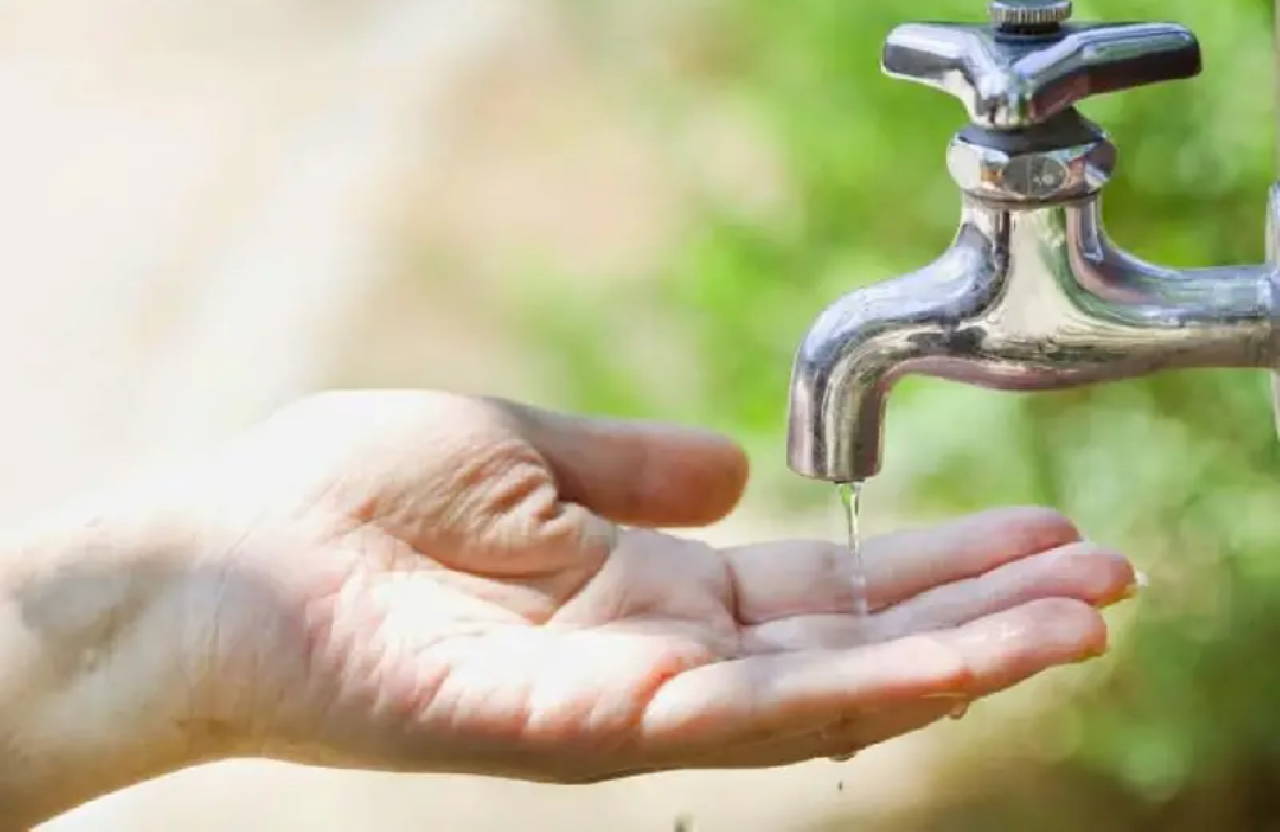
[{"x1": 0, "y1": 491, "x2": 199, "y2": 830}]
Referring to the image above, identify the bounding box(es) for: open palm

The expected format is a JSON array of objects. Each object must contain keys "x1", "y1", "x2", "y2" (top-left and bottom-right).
[{"x1": 182, "y1": 391, "x2": 1133, "y2": 782}]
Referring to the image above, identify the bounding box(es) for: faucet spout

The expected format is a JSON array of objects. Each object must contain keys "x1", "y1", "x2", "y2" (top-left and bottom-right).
[
  {"x1": 787, "y1": 214, "x2": 1002, "y2": 483},
  {"x1": 787, "y1": 190, "x2": 1280, "y2": 483}
]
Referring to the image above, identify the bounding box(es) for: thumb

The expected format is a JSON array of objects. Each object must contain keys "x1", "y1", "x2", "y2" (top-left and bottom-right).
[{"x1": 494, "y1": 399, "x2": 750, "y2": 528}]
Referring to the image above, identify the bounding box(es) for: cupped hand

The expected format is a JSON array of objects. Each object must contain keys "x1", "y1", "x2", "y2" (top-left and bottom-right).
[{"x1": 135, "y1": 391, "x2": 1134, "y2": 782}]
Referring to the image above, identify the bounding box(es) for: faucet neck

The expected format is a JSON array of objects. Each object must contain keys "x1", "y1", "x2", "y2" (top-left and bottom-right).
[
  {"x1": 945, "y1": 108, "x2": 1118, "y2": 206},
  {"x1": 959, "y1": 194, "x2": 1277, "y2": 340}
]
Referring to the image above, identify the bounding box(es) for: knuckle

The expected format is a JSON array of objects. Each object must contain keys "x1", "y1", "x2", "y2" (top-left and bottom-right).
[{"x1": 1020, "y1": 596, "x2": 1091, "y2": 629}]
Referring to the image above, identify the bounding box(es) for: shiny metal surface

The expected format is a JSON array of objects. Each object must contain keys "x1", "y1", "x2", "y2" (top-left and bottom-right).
[
  {"x1": 788, "y1": 190, "x2": 1280, "y2": 483},
  {"x1": 786, "y1": 8, "x2": 1280, "y2": 484},
  {"x1": 882, "y1": 21, "x2": 1200, "y2": 130},
  {"x1": 946, "y1": 133, "x2": 1115, "y2": 203}
]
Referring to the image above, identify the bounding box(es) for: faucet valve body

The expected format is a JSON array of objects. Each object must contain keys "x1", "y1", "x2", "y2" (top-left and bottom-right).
[
  {"x1": 884, "y1": 2, "x2": 1200, "y2": 204},
  {"x1": 900, "y1": 0, "x2": 1201, "y2": 206},
  {"x1": 786, "y1": 2, "x2": 1280, "y2": 484}
]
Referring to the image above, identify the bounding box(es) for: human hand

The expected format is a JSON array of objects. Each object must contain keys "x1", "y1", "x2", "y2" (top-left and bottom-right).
[
  {"x1": 0, "y1": 391, "x2": 1136, "y2": 825},
  {"x1": 172, "y1": 390, "x2": 1135, "y2": 775}
]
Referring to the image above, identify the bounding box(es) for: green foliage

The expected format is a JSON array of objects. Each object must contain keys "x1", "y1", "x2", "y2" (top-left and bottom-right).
[{"x1": 523, "y1": 0, "x2": 1280, "y2": 824}]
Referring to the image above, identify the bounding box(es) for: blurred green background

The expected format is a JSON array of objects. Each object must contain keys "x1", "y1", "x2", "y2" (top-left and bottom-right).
[
  {"x1": 10, "y1": 0, "x2": 1278, "y2": 828},
  {"x1": 515, "y1": 0, "x2": 1280, "y2": 828}
]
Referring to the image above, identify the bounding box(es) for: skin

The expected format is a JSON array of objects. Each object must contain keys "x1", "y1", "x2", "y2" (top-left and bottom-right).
[{"x1": 0, "y1": 390, "x2": 1137, "y2": 830}]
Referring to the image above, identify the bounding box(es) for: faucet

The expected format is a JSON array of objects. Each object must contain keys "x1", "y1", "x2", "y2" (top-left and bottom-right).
[{"x1": 786, "y1": 0, "x2": 1280, "y2": 484}]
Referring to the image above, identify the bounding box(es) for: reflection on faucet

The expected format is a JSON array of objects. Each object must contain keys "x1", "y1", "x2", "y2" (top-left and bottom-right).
[{"x1": 786, "y1": 2, "x2": 1280, "y2": 484}]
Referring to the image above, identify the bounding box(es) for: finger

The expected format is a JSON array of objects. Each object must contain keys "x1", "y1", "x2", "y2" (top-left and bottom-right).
[
  {"x1": 740, "y1": 540, "x2": 1135, "y2": 653},
  {"x1": 724, "y1": 506, "x2": 1079, "y2": 624},
  {"x1": 863, "y1": 507, "x2": 1083, "y2": 604},
  {"x1": 679, "y1": 700, "x2": 953, "y2": 770},
  {"x1": 642, "y1": 598, "x2": 1105, "y2": 754},
  {"x1": 495, "y1": 399, "x2": 750, "y2": 528},
  {"x1": 869, "y1": 540, "x2": 1135, "y2": 640}
]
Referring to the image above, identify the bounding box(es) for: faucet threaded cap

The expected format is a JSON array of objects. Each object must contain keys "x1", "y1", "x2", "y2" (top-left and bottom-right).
[{"x1": 988, "y1": 0, "x2": 1072, "y2": 27}]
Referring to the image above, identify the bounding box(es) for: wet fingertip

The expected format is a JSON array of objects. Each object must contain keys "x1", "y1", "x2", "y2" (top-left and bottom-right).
[
  {"x1": 1080, "y1": 629, "x2": 1110, "y2": 662},
  {"x1": 1072, "y1": 645, "x2": 1108, "y2": 666},
  {"x1": 1033, "y1": 598, "x2": 1109, "y2": 661},
  {"x1": 1080, "y1": 611, "x2": 1110, "y2": 661},
  {"x1": 1116, "y1": 569, "x2": 1149, "y2": 601}
]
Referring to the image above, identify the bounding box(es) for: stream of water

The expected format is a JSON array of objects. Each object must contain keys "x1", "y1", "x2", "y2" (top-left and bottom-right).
[{"x1": 837, "y1": 481, "x2": 869, "y2": 618}]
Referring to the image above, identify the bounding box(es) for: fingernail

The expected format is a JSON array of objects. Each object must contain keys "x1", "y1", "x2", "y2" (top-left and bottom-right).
[{"x1": 1118, "y1": 569, "x2": 1149, "y2": 600}]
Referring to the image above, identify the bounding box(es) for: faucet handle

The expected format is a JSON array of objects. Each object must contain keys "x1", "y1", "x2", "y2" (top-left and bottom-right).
[{"x1": 881, "y1": 3, "x2": 1201, "y2": 130}]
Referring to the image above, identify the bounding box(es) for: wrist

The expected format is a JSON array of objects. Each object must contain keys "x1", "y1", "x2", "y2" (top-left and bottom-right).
[{"x1": 0, "y1": 482, "x2": 209, "y2": 828}]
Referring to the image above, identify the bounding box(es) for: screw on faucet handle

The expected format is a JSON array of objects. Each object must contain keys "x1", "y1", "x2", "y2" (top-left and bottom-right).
[
  {"x1": 880, "y1": 9, "x2": 1201, "y2": 130},
  {"x1": 988, "y1": 0, "x2": 1072, "y2": 29}
]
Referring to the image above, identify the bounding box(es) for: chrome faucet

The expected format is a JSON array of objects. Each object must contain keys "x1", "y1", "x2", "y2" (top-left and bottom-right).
[{"x1": 786, "y1": 0, "x2": 1280, "y2": 484}]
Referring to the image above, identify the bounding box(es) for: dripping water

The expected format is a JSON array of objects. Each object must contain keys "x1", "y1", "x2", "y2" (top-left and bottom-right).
[
  {"x1": 829, "y1": 481, "x2": 868, "y2": 766},
  {"x1": 836, "y1": 480, "x2": 969, "y2": 723},
  {"x1": 837, "y1": 481, "x2": 869, "y2": 617}
]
